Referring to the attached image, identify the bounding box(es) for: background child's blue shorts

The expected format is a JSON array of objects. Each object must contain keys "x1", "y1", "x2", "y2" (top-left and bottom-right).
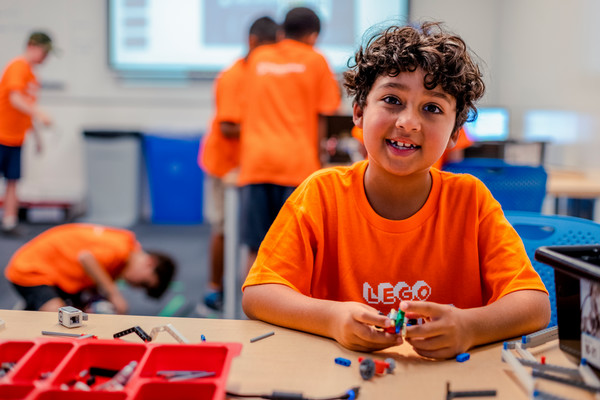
[
  {"x1": 0, "y1": 144, "x2": 22, "y2": 180},
  {"x1": 240, "y1": 183, "x2": 296, "y2": 252}
]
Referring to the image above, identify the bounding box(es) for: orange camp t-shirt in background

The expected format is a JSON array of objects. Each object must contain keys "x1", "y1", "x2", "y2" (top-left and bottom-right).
[
  {"x1": 432, "y1": 127, "x2": 473, "y2": 170},
  {"x1": 0, "y1": 57, "x2": 38, "y2": 146},
  {"x1": 237, "y1": 39, "x2": 341, "y2": 187},
  {"x1": 5, "y1": 224, "x2": 138, "y2": 294},
  {"x1": 198, "y1": 58, "x2": 246, "y2": 178},
  {"x1": 243, "y1": 160, "x2": 547, "y2": 315}
]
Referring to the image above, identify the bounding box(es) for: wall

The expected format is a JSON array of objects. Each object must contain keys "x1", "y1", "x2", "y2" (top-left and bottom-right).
[
  {"x1": 411, "y1": 0, "x2": 600, "y2": 169},
  {"x1": 1, "y1": 0, "x2": 599, "y2": 207},
  {"x1": 0, "y1": 0, "x2": 213, "y2": 205}
]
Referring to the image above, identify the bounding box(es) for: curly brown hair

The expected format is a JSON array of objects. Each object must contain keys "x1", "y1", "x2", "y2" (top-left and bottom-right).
[{"x1": 343, "y1": 21, "x2": 485, "y2": 132}]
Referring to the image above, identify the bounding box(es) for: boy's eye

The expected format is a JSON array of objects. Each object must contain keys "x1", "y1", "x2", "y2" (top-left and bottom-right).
[
  {"x1": 382, "y1": 96, "x2": 401, "y2": 105},
  {"x1": 424, "y1": 104, "x2": 442, "y2": 114}
]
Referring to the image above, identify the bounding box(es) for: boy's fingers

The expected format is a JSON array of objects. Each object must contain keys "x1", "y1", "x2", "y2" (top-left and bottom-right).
[
  {"x1": 401, "y1": 301, "x2": 443, "y2": 319},
  {"x1": 355, "y1": 310, "x2": 393, "y2": 328}
]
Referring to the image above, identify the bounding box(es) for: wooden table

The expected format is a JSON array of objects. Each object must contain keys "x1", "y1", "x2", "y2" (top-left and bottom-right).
[
  {"x1": 547, "y1": 168, "x2": 600, "y2": 199},
  {"x1": 0, "y1": 310, "x2": 595, "y2": 399},
  {"x1": 546, "y1": 168, "x2": 600, "y2": 220}
]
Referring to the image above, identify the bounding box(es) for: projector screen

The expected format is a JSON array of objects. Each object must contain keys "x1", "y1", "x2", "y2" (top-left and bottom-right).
[{"x1": 107, "y1": 0, "x2": 410, "y2": 78}]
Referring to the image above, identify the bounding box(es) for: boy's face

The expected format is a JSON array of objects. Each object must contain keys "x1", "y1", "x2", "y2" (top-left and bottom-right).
[
  {"x1": 28, "y1": 45, "x2": 50, "y2": 65},
  {"x1": 353, "y1": 69, "x2": 457, "y2": 177},
  {"x1": 123, "y1": 252, "x2": 158, "y2": 290}
]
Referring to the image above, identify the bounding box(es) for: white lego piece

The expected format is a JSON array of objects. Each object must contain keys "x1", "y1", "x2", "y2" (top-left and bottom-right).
[
  {"x1": 502, "y1": 347, "x2": 535, "y2": 396},
  {"x1": 149, "y1": 323, "x2": 190, "y2": 343},
  {"x1": 58, "y1": 306, "x2": 88, "y2": 328}
]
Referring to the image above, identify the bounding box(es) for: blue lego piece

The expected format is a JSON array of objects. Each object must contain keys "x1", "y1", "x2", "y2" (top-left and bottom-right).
[
  {"x1": 456, "y1": 353, "x2": 470, "y2": 362},
  {"x1": 335, "y1": 357, "x2": 351, "y2": 367}
]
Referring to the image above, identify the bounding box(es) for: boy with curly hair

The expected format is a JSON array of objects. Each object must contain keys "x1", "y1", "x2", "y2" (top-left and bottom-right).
[{"x1": 242, "y1": 22, "x2": 550, "y2": 358}]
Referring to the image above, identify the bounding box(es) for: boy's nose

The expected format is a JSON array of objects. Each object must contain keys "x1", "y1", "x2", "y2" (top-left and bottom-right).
[{"x1": 395, "y1": 107, "x2": 421, "y2": 132}]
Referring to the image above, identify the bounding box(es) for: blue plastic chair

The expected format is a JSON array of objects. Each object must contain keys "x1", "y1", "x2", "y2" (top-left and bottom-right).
[
  {"x1": 505, "y1": 211, "x2": 600, "y2": 327},
  {"x1": 443, "y1": 158, "x2": 547, "y2": 212}
]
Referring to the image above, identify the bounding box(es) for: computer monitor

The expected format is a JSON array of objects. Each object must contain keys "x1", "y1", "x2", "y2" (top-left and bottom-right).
[
  {"x1": 464, "y1": 107, "x2": 510, "y2": 142},
  {"x1": 523, "y1": 109, "x2": 580, "y2": 144}
]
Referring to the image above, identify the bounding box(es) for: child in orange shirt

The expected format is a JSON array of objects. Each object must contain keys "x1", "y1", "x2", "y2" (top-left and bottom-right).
[
  {"x1": 198, "y1": 16, "x2": 279, "y2": 313},
  {"x1": 242, "y1": 22, "x2": 550, "y2": 358},
  {"x1": 238, "y1": 7, "x2": 341, "y2": 271},
  {"x1": 0, "y1": 32, "x2": 54, "y2": 236},
  {"x1": 5, "y1": 223, "x2": 176, "y2": 314}
]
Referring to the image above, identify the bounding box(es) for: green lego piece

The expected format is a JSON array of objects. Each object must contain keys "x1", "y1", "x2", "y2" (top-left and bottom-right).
[{"x1": 395, "y1": 309, "x2": 405, "y2": 334}]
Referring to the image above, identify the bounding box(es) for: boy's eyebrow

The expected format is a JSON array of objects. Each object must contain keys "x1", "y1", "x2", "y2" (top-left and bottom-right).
[{"x1": 376, "y1": 81, "x2": 454, "y2": 103}]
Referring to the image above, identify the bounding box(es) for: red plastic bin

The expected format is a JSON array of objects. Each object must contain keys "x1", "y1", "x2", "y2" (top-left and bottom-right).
[{"x1": 0, "y1": 338, "x2": 241, "y2": 400}]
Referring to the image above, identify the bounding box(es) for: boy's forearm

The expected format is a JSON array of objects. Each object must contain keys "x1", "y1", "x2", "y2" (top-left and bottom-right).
[
  {"x1": 242, "y1": 284, "x2": 338, "y2": 339},
  {"x1": 78, "y1": 251, "x2": 120, "y2": 299},
  {"x1": 465, "y1": 290, "x2": 550, "y2": 348},
  {"x1": 9, "y1": 91, "x2": 38, "y2": 117}
]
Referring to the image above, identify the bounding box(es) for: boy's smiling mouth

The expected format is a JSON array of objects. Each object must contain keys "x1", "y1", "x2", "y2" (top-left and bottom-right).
[{"x1": 386, "y1": 139, "x2": 420, "y2": 150}]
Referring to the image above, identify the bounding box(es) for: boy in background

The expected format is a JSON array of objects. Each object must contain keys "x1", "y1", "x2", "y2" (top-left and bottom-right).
[
  {"x1": 237, "y1": 7, "x2": 341, "y2": 272},
  {"x1": 5, "y1": 223, "x2": 176, "y2": 314},
  {"x1": 0, "y1": 32, "x2": 54, "y2": 236},
  {"x1": 242, "y1": 22, "x2": 550, "y2": 358},
  {"x1": 198, "y1": 16, "x2": 279, "y2": 312}
]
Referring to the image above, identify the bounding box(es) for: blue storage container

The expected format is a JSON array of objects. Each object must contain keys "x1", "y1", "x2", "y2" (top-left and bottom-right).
[{"x1": 143, "y1": 133, "x2": 204, "y2": 224}]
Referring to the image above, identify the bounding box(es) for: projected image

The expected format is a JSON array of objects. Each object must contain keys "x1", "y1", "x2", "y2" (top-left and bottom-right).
[
  {"x1": 464, "y1": 107, "x2": 510, "y2": 142},
  {"x1": 204, "y1": 0, "x2": 354, "y2": 47},
  {"x1": 108, "y1": 0, "x2": 409, "y2": 75}
]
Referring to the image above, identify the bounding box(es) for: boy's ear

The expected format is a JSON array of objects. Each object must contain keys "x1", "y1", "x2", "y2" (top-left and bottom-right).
[
  {"x1": 353, "y1": 103, "x2": 364, "y2": 128},
  {"x1": 446, "y1": 128, "x2": 460, "y2": 150}
]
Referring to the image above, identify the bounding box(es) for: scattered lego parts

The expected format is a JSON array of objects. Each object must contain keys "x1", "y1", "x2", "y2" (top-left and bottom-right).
[
  {"x1": 579, "y1": 358, "x2": 600, "y2": 390},
  {"x1": 0, "y1": 362, "x2": 16, "y2": 378},
  {"x1": 502, "y1": 340, "x2": 600, "y2": 398},
  {"x1": 250, "y1": 331, "x2": 275, "y2": 343},
  {"x1": 385, "y1": 308, "x2": 407, "y2": 337},
  {"x1": 149, "y1": 324, "x2": 189, "y2": 343},
  {"x1": 42, "y1": 331, "x2": 97, "y2": 339},
  {"x1": 516, "y1": 359, "x2": 580, "y2": 378},
  {"x1": 359, "y1": 358, "x2": 375, "y2": 380},
  {"x1": 446, "y1": 381, "x2": 497, "y2": 399},
  {"x1": 531, "y1": 369, "x2": 600, "y2": 393},
  {"x1": 456, "y1": 353, "x2": 470, "y2": 363},
  {"x1": 521, "y1": 326, "x2": 558, "y2": 349},
  {"x1": 156, "y1": 370, "x2": 216, "y2": 381},
  {"x1": 113, "y1": 326, "x2": 152, "y2": 342},
  {"x1": 58, "y1": 306, "x2": 88, "y2": 328},
  {"x1": 334, "y1": 357, "x2": 351, "y2": 367},
  {"x1": 95, "y1": 360, "x2": 138, "y2": 391},
  {"x1": 358, "y1": 357, "x2": 395, "y2": 380},
  {"x1": 501, "y1": 342, "x2": 535, "y2": 396}
]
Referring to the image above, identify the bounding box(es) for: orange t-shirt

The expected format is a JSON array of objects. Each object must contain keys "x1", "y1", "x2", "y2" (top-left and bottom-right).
[
  {"x1": 243, "y1": 160, "x2": 547, "y2": 315},
  {"x1": 237, "y1": 39, "x2": 341, "y2": 186},
  {"x1": 5, "y1": 224, "x2": 138, "y2": 294},
  {"x1": 199, "y1": 58, "x2": 246, "y2": 178},
  {"x1": 0, "y1": 57, "x2": 38, "y2": 147}
]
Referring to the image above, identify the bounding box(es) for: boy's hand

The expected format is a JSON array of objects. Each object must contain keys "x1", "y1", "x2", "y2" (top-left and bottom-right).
[
  {"x1": 108, "y1": 292, "x2": 129, "y2": 315},
  {"x1": 329, "y1": 301, "x2": 402, "y2": 352},
  {"x1": 400, "y1": 301, "x2": 473, "y2": 359}
]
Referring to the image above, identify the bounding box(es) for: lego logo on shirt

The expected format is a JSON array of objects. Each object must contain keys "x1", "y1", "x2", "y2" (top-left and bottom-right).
[
  {"x1": 256, "y1": 62, "x2": 306, "y2": 76},
  {"x1": 363, "y1": 281, "x2": 432, "y2": 305}
]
